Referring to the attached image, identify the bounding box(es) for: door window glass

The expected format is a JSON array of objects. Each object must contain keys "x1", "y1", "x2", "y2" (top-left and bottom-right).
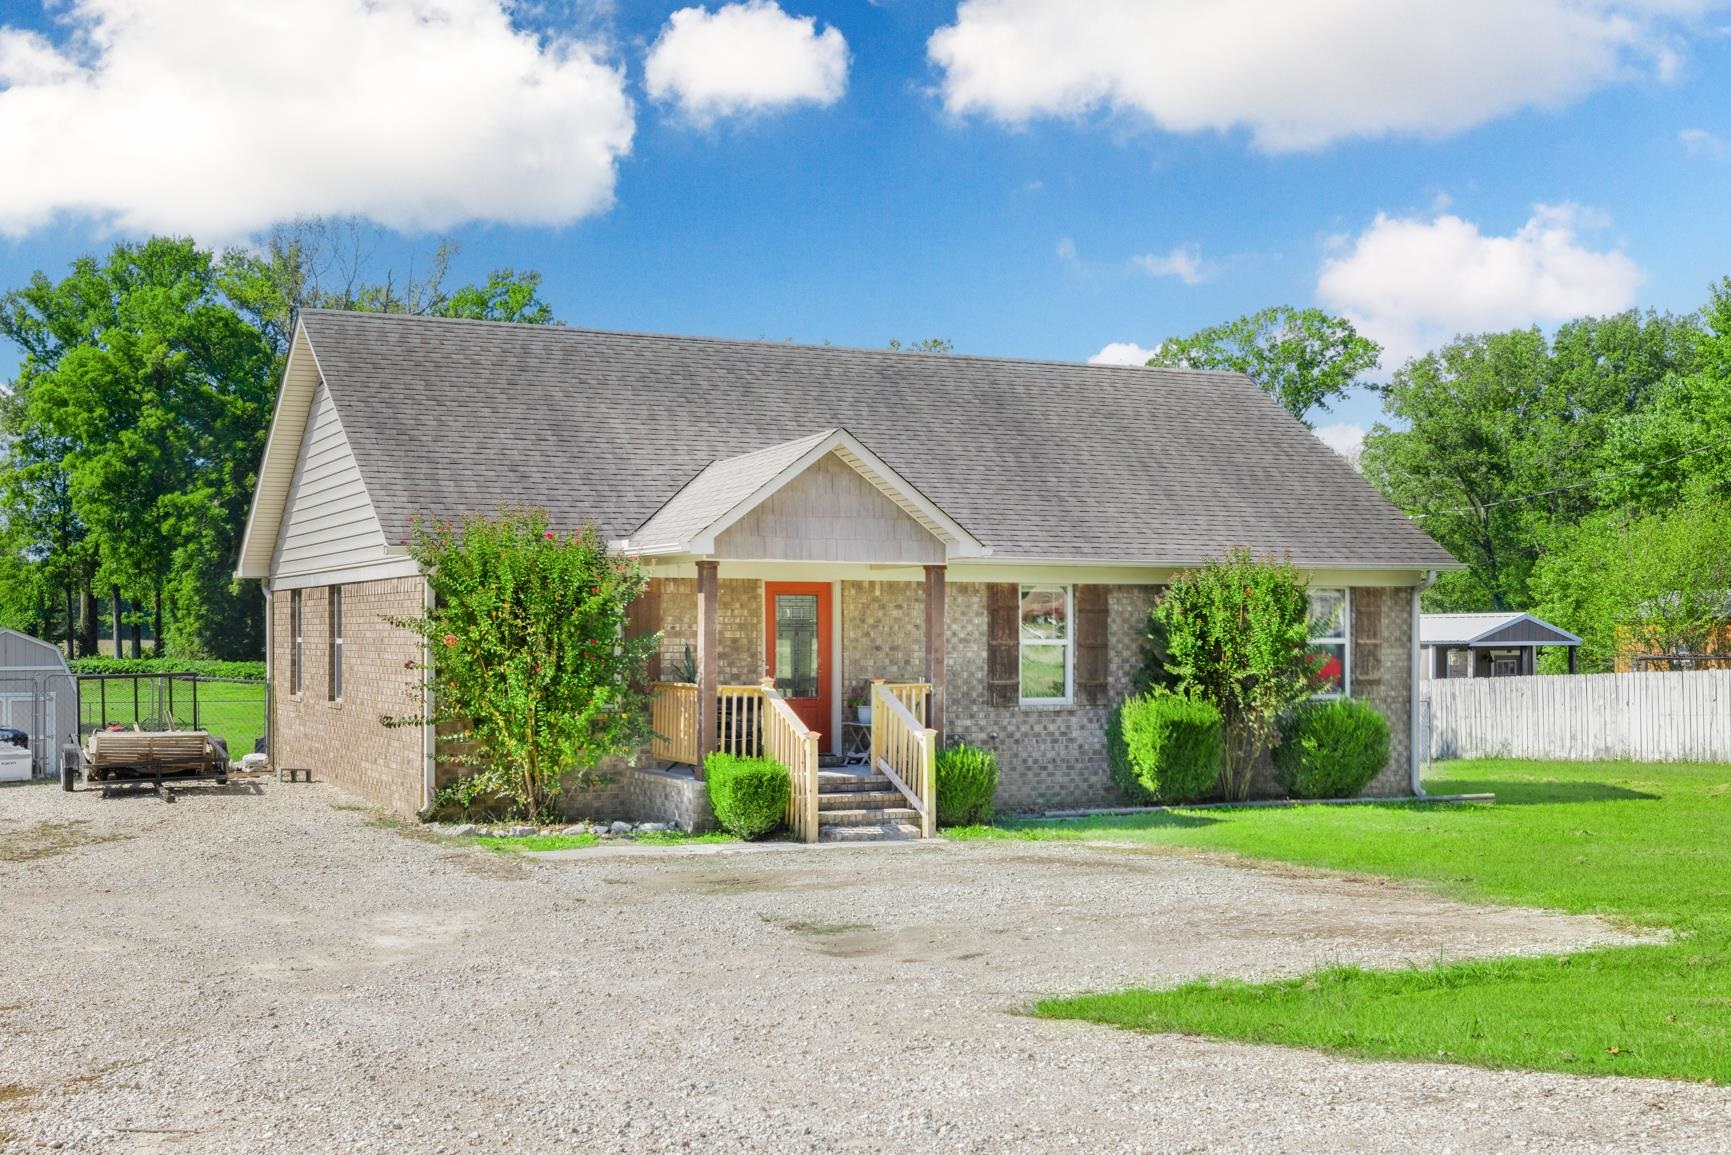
[{"x1": 774, "y1": 594, "x2": 820, "y2": 698}]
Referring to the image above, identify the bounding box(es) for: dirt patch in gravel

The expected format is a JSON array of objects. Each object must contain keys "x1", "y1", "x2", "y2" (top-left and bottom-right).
[{"x1": 1, "y1": 778, "x2": 1726, "y2": 1154}]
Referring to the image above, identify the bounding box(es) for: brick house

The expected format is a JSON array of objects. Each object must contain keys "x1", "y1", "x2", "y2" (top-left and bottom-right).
[{"x1": 236, "y1": 310, "x2": 1459, "y2": 835}]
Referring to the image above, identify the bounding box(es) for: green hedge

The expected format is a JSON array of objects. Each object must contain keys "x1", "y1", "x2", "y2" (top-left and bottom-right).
[
  {"x1": 936, "y1": 743, "x2": 999, "y2": 826},
  {"x1": 69, "y1": 657, "x2": 266, "y2": 681},
  {"x1": 704, "y1": 753, "x2": 789, "y2": 839},
  {"x1": 1273, "y1": 699, "x2": 1391, "y2": 799},
  {"x1": 1108, "y1": 691, "x2": 1223, "y2": 804}
]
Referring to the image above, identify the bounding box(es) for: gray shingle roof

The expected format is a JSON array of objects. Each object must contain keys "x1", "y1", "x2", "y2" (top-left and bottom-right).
[
  {"x1": 299, "y1": 309, "x2": 1458, "y2": 569},
  {"x1": 631, "y1": 429, "x2": 836, "y2": 552}
]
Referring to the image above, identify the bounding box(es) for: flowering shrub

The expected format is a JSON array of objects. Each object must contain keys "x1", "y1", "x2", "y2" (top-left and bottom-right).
[
  {"x1": 1152, "y1": 549, "x2": 1317, "y2": 801},
  {"x1": 386, "y1": 507, "x2": 657, "y2": 822}
]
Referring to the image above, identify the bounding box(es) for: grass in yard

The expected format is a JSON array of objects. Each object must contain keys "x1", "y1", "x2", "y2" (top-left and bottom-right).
[
  {"x1": 83, "y1": 680, "x2": 266, "y2": 757},
  {"x1": 0, "y1": 820, "x2": 130, "y2": 863},
  {"x1": 1002, "y1": 759, "x2": 1731, "y2": 1082}
]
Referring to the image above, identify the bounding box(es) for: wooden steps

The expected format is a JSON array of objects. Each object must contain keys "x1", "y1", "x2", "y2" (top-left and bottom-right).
[{"x1": 815, "y1": 769, "x2": 927, "y2": 842}]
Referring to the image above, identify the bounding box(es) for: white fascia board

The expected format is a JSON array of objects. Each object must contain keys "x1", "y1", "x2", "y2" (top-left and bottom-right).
[{"x1": 236, "y1": 322, "x2": 324, "y2": 579}]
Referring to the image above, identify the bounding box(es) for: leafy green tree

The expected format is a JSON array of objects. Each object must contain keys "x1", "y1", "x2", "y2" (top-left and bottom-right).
[
  {"x1": 887, "y1": 337, "x2": 954, "y2": 353},
  {"x1": 1530, "y1": 491, "x2": 1731, "y2": 672},
  {"x1": 1152, "y1": 550, "x2": 1319, "y2": 801},
  {"x1": 1361, "y1": 329, "x2": 1551, "y2": 611},
  {"x1": 1147, "y1": 306, "x2": 1381, "y2": 424},
  {"x1": 391, "y1": 509, "x2": 657, "y2": 822}
]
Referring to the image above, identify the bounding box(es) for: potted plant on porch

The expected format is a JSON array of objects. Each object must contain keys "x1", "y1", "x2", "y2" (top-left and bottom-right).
[{"x1": 848, "y1": 692, "x2": 871, "y2": 724}]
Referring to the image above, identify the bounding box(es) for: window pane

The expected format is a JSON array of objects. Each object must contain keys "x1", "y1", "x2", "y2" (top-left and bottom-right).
[
  {"x1": 1021, "y1": 644, "x2": 1066, "y2": 700},
  {"x1": 1310, "y1": 643, "x2": 1346, "y2": 694},
  {"x1": 1308, "y1": 589, "x2": 1346, "y2": 640},
  {"x1": 774, "y1": 594, "x2": 819, "y2": 699},
  {"x1": 1020, "y1": 587, "x2": 1067, "y2": 641}
]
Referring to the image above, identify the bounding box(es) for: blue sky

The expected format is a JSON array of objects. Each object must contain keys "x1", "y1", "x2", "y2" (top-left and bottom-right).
[{"x1": 3, "y1": 0, "x2": 1731, "y2": 454}]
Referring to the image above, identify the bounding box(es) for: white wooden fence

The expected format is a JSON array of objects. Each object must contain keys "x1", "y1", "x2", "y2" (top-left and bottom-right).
[{"x1": 1424, "y1": 669, "x2": 1731, "y2": 763}]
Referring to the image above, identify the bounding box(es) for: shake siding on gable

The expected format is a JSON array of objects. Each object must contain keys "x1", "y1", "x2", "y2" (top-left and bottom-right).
[
  {"x1": 712, "y1": 454, "x2": 945, "y2": 564},
  {"x1": 273, "y1": 383, "x2": 389, "y2": 580}
]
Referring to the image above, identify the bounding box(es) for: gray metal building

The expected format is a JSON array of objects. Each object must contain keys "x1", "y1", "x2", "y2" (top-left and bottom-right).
[{"x1": 0, "y1": 628, "x2": 79, "y2": 777}]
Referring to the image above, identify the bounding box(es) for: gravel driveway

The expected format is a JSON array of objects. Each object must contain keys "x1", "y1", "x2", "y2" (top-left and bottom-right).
[{"x1": 1, "y1": 779, "x2": 1726, "y2": 1154}]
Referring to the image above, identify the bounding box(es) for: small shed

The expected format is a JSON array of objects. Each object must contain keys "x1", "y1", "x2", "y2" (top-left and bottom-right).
[
  {"x1": 0, "y1": 628, "x2": 80, "y2": 777},
  {"x1": 1421, "y1": 612, "x2": 1582, "y2": 679}
]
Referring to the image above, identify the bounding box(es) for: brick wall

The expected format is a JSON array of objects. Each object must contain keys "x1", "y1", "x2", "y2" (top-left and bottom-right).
[
  {"x1": 658, "y1": 577, "x2": 762, "y2": 684},
  {"x1": 944, "y1": 582, "x2": 1160, "y2": 812},
  {"x1": 839, "y1": 581, "x2": 925, "y2": 703},
  {"x1": 1350, "y1": 585, "x2": 1415, "y2": 797},
  {"x1": 272, "y1": 577, "x2": 426, "y2": 817}
]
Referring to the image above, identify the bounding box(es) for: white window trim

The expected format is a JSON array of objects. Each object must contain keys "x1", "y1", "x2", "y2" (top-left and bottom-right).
[
  {"x1": 290, "y1": 590, "x2": 304, "y2": 697},
  {"x1": 1310, "y1": 587, "x2": 1351, "y2": 700},
  {"x1": 1019, "y1": 584, "x2": 1074, "y2": 706},
  {"x1": 328, "y1": 585, "x2": 344, "y2": 703}
]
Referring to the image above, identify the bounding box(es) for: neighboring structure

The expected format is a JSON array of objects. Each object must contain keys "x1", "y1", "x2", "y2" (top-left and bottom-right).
[
  {"x1": 237, "y1": 311, "x2": 1460, "y2": 826},
  {"x1": 1421, "y1": 612, "x2": 1582, "y2": 679},
  {"x1": 0, "y1": 628, "x2": 79, "y2": 778},
  {"x1": 1615, "y1": 592, "x2": 1731, "y2": 672}
]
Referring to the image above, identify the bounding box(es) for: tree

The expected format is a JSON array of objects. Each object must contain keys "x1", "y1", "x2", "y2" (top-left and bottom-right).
[
  {"x1": 887, "y1": 337, "x2": 954, "y2": 353},
  {"x1": 1147, "y1": 306, "x2": 1380, "y2": 425},
  {"x1": 1530, "y1": 491, "x2": 1731, "y2": 673},
  {"x1": 1151, "y1": 550, "x2": 1320, "y2": 800},
  {"x1": 391, "y1": 509, "x2": 657, "y2": 822},
  {"x1": 0, "y1": 239, "x2": 278, "y2": 658},
  {"x1": 1360, "y1": 329, "x2": 1552, "y2": 611}
]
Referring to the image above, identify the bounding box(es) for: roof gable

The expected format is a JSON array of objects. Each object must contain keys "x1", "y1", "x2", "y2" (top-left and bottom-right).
[{"x1": 624, "y1": 429, "x2": 985, "y2": 560}]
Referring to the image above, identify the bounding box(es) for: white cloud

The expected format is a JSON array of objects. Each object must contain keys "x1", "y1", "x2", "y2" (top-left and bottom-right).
[
  {"x1": 0, "y1": 0, "x2": 633, "y2": 238},
  {"x1": 1088, "y1": 342, "x2": 1158, "y2": 366},
  {"x1": 928, "y1": 0, "x2": 1714, "y2": 150},
  {"x1": 645, "y1": 2, "x2": 847, "y2": 125},
  {"x1": 1680, "y1": 127, "x2": 1731, "y2": 157},
  {"x1": 1312, "y1": 422, "x2": 1367, "y2": 467},
  {"x1": 1316, "y1": 203, "x2": 1645, "y2": 368},
  {"x1": 1131, "y1": 244, "x2": 1205, "y2": 284}
]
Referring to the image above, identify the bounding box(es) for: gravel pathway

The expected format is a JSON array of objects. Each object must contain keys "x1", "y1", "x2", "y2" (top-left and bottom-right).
[{"x1": 1, "y1": 778, "x2": 1725, "y2": 1154}]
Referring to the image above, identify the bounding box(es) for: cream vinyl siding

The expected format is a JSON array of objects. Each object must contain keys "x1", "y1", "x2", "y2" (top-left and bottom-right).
[{"x1": 272, "y1": 382, "x2": 390, "y2": 581}]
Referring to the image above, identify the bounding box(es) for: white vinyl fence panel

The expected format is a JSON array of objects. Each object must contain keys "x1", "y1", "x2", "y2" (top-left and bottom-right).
[{"x1": 1425, "y1": 670, "x2": 1731, "y2": 763}]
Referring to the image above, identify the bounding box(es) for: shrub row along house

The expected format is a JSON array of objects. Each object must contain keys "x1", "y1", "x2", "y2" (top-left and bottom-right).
[{"x1": 236, "y1": 311, "x2": 1459, "y2": 830}]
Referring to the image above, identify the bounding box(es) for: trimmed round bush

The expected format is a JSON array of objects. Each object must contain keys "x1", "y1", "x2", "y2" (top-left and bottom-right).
[
  {"x1": 936, "y1": 743, "x2": 999, "y2": 827},
  {"x1": 1273, "y1": 699, "x2": 1391, "y2": 799},
  {"x1": 704, "y1": 753, "x2": 790, "y2": 839},
  {"x1": 1107, "y1": 691, "x2": 1223, "y2": 804}
]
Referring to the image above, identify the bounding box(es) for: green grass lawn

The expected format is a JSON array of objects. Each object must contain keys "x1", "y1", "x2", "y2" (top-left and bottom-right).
[
  {"x1": 82, "y1": 679, "x2": 266, "y2": 756},
  {"x1": 961, "y1": 759, "x2": 1731, "y2": 1082}
]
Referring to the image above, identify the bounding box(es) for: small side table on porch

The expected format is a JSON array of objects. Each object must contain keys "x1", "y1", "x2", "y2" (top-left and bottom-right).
[{"x1": 841, "y1": 721, "x2": 872, "y2": 767}]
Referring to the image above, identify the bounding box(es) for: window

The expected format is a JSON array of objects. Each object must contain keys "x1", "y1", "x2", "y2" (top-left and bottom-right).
[
  {"x1": 1019, "y1": 585, "x2": 1071, "y2": 704},
  {"x1": 772, "y1": 593, "x2": 820, "y2": 699},
  {"x1": 290, "y1": 590, "x2": 303, "y2": 695},
  {"x1": 1308, "y1": 588, "x2": 1349, "y2": 697},
  {"x1": 328, "y1": 586, "x2": 344, "y2": 702}
]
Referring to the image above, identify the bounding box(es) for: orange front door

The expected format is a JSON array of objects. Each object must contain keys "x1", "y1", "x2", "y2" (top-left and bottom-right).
[{"x1": 764, "y1": 582, "x2": 831, "y2": 740}]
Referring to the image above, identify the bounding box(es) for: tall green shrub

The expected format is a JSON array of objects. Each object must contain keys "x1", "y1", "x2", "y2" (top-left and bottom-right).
[
  {"x1": 1152, "y1": 549, "x2": 1319, "y2": 800},
  {"x1": 936, "y1": 743, "x2": 998, "y2": 826},
  {"x1": 387, "y1": 507, "x2": 657, "y2": 822},
  {"x1": 1273, "y1": 699, "x2": 1391, "y2": 799},
  {"x1": 1108, "y1": 691, "x2": 1223, "y2": 804},
  {"x1": 705, "y1": 753, "x2": 789, "y2": 839}
]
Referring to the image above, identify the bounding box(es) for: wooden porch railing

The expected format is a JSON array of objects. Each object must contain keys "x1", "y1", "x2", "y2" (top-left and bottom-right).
[
  {"x1": 761, "y1": 681, "x2": 820, "y2": 843},
  {"x1": 870, "y1": 680, "x2": 936, "y2": 838},
  {"x1": 649, "y1": 682, "x2": 699, "y2": 765},
  {"x1": 881, "y1": 681, "x2": 930, "y2": 726},
  {"x1": 650, "y1": 681, "x2": 768, "y2": 769}
]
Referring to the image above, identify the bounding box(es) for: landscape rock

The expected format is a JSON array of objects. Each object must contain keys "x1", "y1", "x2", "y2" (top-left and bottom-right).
[
  {"x1": 444, "y1": 823, "x2": 477, "y2": 837},
  {"x1": 609, "y1": 820, "x2": 632, "y2": 835}
]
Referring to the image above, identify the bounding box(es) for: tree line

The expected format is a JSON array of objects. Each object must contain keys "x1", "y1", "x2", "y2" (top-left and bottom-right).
[
  {"x1": 0, "y1": 220, "x2": 556, "y2": 659},
  {"x1": 1152, "y1": 293, "x2": 1731, "y2": 671}
]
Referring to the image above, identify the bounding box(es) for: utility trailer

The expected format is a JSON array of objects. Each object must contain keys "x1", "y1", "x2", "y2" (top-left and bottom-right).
[{"x1": 66, "y1": 729, "x2": 231, "y2": 802}]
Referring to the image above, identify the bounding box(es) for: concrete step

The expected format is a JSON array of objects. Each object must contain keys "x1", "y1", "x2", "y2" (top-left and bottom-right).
[
  {"x1": 819, "y1": 821, "x2": 923, "y2": 843},
  {"x1": 817, "y1": 771, "x2": 892, "y2": 793},
  {"x1": 819, "y1": 806, "x2": 921, "y2": 828},
  {"x1": 817, "y1": 790, "x2": 906, "y2": 811}
]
